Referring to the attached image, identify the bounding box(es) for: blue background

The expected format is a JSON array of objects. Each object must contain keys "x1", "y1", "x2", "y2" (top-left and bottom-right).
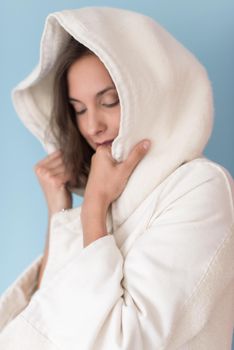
[{"x1": 1, "y1": 1, "x2": 233, "y2": 347}]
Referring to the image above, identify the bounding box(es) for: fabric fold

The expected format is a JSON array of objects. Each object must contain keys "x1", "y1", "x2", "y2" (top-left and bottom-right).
[
  {"x1": 1, "y1": 161, "x2": 232, "y2": 349},
  {"x1": 0, "y1": 255, "x2": 42, "y2": 332},
  {"x1": 1, "y1": 6, "x2": 233, "y2": 349}
]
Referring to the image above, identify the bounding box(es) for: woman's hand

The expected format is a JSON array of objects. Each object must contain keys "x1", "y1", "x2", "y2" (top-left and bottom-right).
[
  {"x1": 83, "y1": 139, "x2": 151, "y2": 210},
  {"x1": 34, "y1": 150, "x2": 75, "y2": 216},
  {"x1": 81, "y1": 139, "x2": 151, "y2": 247}
]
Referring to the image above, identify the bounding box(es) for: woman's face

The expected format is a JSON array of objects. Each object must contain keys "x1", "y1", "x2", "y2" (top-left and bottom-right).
[{"x1": 67, "y1": 54, "x2": 120, "y2": 151}]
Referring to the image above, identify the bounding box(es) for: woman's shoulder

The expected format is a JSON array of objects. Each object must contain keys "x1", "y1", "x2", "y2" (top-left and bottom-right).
[
  {"x1": 145, "y1": 156, "x2": 234, "y2": 230},
  {"x1": 180, "y1": 156, "x2": 233, "y2": 184},
  {"x1": 165, "y1": 156, "x2": 233, "y2": 196},
  {"x1": 153, "y1": 156, "x2": 234, "y2": 221}
]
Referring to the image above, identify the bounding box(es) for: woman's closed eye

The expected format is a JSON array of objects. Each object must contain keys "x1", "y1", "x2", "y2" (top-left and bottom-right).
[{"x1": 74, "y1": 98, "x2": 119, "y2": 115}]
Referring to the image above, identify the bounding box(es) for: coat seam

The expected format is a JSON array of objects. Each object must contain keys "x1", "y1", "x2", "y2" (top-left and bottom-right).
[
  {"x1": 145, "y1": 158, "x2": 234, "y2": 229},
  {"x1": 181, "y1": 223, "x2": 234, "y2": 310},
  {"x1": 160, "y1": 224, "x2": 234, "y2": 349},
  {"x1": 19, "y1": 314, "x2": 61, "y2": 349}
]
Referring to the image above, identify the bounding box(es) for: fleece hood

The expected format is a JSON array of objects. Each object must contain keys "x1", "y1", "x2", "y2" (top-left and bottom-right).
[{"x1": 12, "y1": 6, "x2": 214, "y2": 230}]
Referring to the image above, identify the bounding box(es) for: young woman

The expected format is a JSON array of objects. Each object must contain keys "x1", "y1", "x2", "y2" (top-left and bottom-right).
[
  {"x1": 0, "y1": 6, "x2": 233, "y2": 350},
  {"x1": 36, "y1": 39, "x2": 150, "y2": 280}
]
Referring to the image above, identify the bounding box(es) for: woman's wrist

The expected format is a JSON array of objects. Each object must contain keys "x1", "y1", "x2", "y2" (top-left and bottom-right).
[
  {"x1": 81, "y1": 198, "x2": 109, "y2": 247},
  {"x1": 82, "y1": 194, "x2": 110, "y2": 217},
  {"x1": 81, "y1": 200, "x2": 108, "y2": 225}
]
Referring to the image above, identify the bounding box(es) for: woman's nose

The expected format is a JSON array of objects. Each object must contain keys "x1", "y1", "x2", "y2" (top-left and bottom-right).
[{"x1": 86, "y1": 111, "x2": 106, "y2": 136}]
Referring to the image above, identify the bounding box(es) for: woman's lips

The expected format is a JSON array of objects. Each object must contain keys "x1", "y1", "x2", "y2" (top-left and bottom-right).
[{"x1": 96, "y1": 140, "x2": 114, "y2": 147}]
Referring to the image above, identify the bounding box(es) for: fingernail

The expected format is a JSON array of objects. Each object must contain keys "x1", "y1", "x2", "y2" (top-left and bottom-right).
[{"x1": 142, "y1": 140, "x2": 150, "y2": 150}]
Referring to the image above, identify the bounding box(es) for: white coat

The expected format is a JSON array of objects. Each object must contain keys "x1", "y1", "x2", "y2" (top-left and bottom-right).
[{"x1": 0, "y1": 6, "x2": 234, "y2": 350}]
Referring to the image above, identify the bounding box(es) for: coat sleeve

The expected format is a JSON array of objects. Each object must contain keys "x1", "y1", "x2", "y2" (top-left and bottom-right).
[
  {"x1": 0, "y1": 256, "x2": 62, "y2": 349},
  {"x1": 1, "y1": 164, "x2": 234, "y2": 350},
  {"x1": 0, "y1": 254, "x2": 43, "y2": 331}
]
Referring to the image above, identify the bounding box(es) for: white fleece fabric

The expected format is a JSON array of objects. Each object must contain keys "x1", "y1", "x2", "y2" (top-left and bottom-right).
[{"x1": 0, "y1": 6, "x2": 234, "y2": 350}]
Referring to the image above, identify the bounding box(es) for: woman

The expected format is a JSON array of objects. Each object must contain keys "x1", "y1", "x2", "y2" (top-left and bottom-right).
[
  {"x1": 0, "y1": 6, "x2": 233, "y2": 350},
  {"x1": 36, "y1": 38, "x2": 150, "y2": 278}
]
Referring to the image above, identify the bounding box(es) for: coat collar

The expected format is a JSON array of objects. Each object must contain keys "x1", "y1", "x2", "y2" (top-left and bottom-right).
[{"x1": 11, "y1": 7, "x2": 213, "y2": 231}]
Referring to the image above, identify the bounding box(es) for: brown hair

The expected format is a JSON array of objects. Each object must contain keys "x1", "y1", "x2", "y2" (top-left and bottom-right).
[{"x1": 48, "y1": 36, "x2": 96, "y2": 191}]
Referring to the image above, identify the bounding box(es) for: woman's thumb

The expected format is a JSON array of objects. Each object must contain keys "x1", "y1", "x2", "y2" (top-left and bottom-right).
[
  {"x1": 124, "y1": 139, "x2": 151, "y2": 172},
  {"x1": 141, "y1": 140, "x2": 151, "y2": 151}
]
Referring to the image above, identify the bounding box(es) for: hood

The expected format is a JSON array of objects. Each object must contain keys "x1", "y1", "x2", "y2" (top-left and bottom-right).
[{"x1": 11, "y1": 6, "x2": 214, "y2": 231}]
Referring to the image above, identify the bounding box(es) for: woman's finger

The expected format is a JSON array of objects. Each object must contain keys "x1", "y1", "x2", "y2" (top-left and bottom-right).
[
  {"x1": 123, "y1": 140, "x2": 150, "y2": 174},
  {"x1": 34, "y1": 150, "x2": 62, "y2": 168},
  {"x1": 54, "y1": 172, "x2": 72, "y2": 186},
  {"x1": 46, "y1": 156, "x2": 65, "y2": 171},
  {"x1": 48, "y1": 164, "x2": 67, "y2": 176}
]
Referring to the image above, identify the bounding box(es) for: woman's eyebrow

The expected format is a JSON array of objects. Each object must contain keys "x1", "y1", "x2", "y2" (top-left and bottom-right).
[{"x1": 69, "y1": 86, "x2": 116, "y2": 103}]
